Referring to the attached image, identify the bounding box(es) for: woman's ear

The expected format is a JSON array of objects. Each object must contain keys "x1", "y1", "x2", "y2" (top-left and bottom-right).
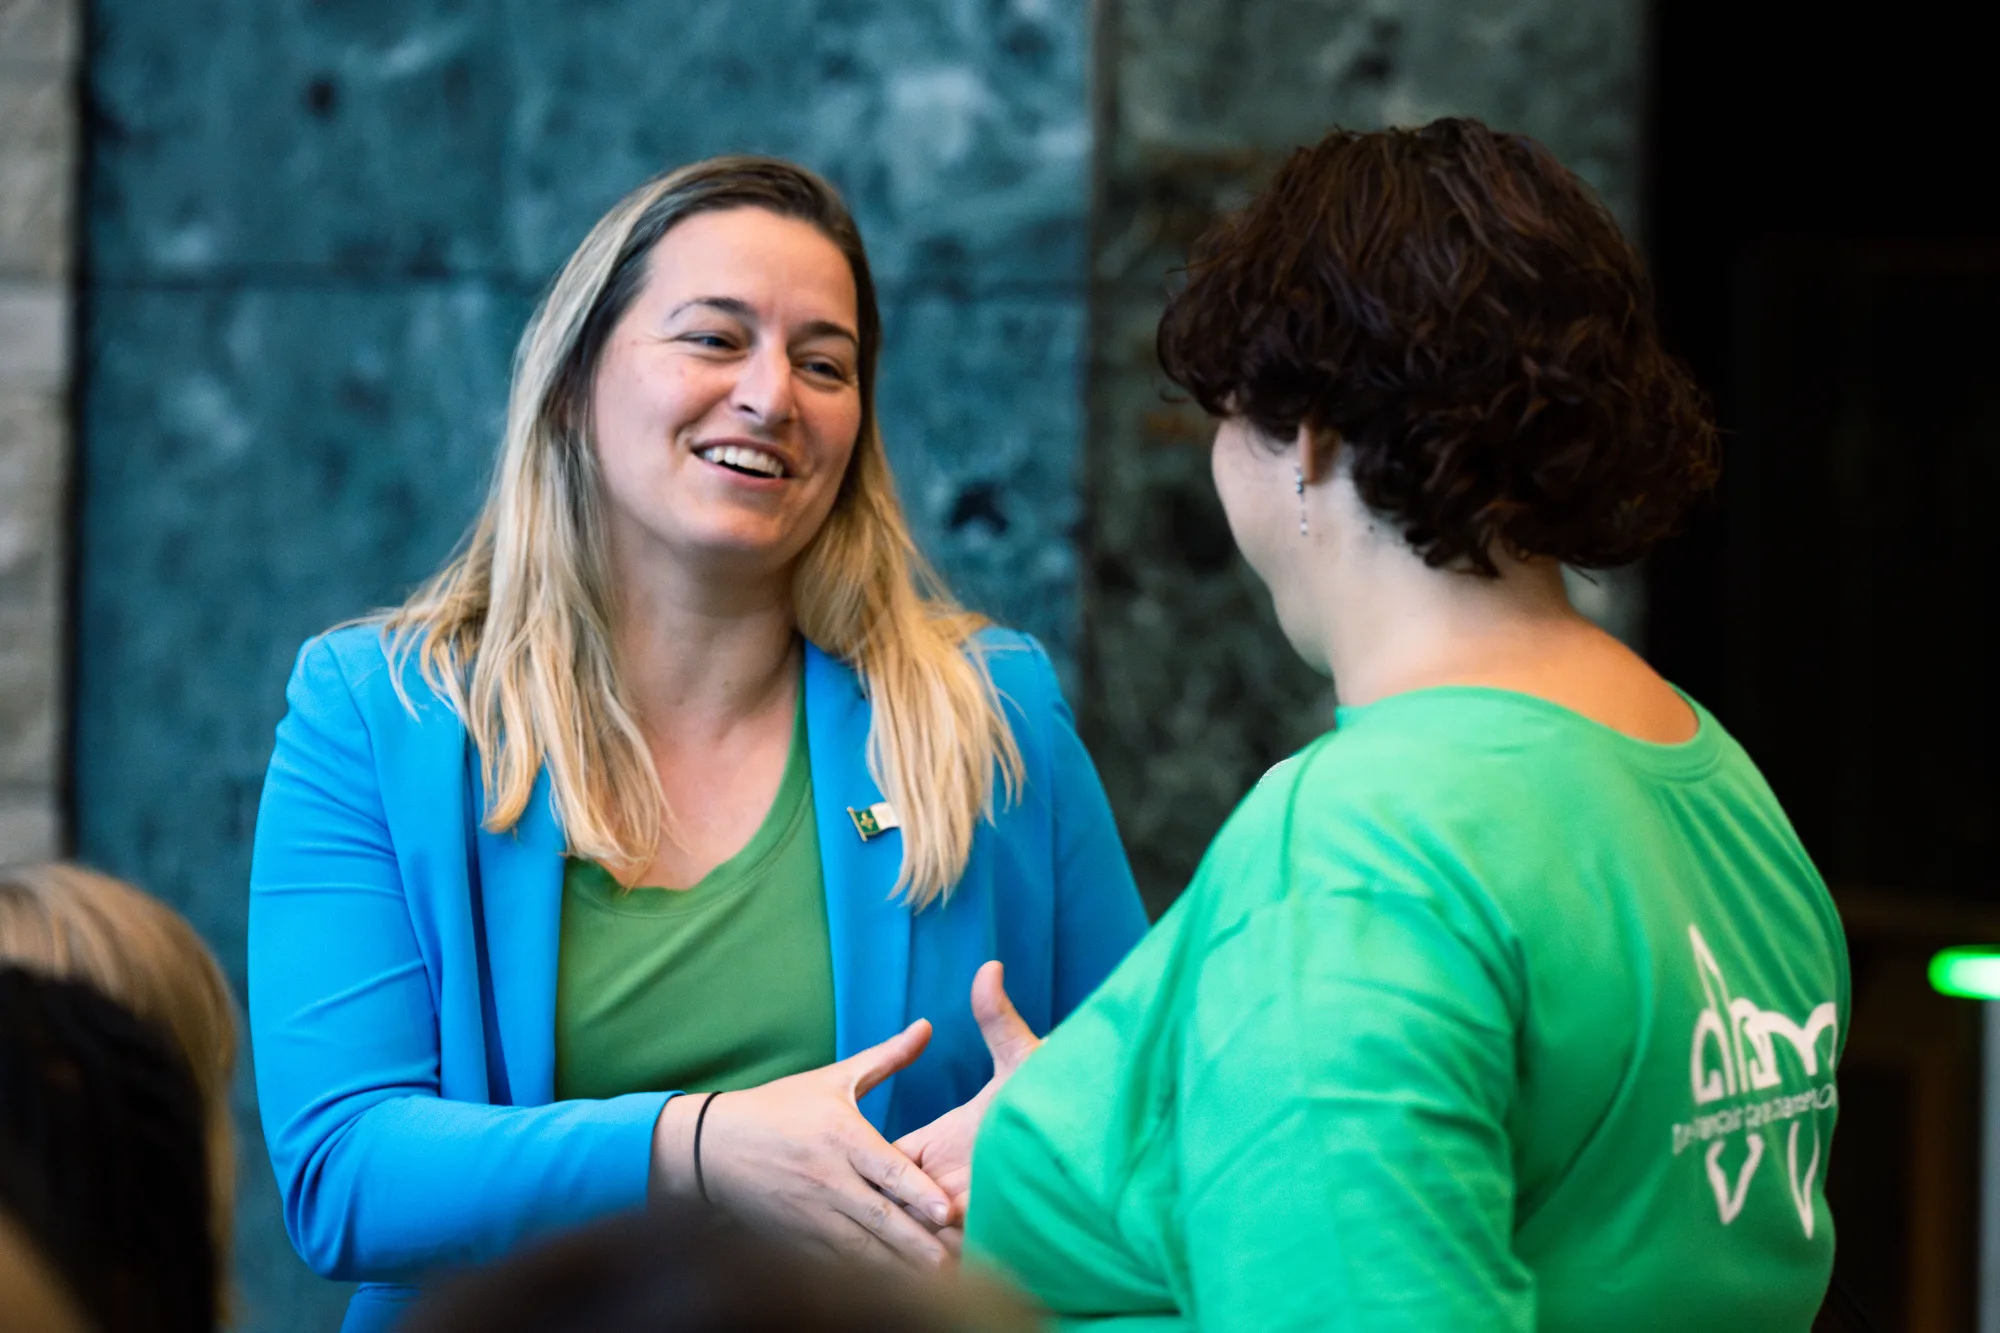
[{"x1": 1296, "y1": 421, "x2": 1340, "y2": 485}]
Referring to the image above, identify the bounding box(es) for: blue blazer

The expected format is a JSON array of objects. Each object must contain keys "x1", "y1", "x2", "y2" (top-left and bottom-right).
[{"x1": 248, "y1": 624, "x2": 1145, "y2": 1332}]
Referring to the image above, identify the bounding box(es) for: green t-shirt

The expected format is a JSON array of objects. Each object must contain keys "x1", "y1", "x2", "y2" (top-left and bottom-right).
[
  {"x1": 553, "y1": 688, "x2": 836, "y2": 1101},
  {"x1": 967, "y1": 688, "x2": 1849, "y2": 1333}
]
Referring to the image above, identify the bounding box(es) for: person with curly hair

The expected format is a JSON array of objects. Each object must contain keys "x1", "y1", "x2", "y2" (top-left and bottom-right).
[{"x1": 948, "y1": 120, "x2": 1849, "y2": 1330}]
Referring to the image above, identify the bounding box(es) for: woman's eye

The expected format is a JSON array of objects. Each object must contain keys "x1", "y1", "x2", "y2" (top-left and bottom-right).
[
  {"x1": 803, "y1": 359, "x2": 850, "y2": 381},
  {"x1": 684, "y1": 332, "x2": 736, "y2": 351}
]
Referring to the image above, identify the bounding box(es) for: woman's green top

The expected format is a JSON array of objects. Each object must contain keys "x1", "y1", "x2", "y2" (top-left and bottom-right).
[
  {"x1": 554, "y1": 686, "x2": 836, "y2": 1100},
  {"x1": 967, "y1": 688, "x2": 1849, "y2": 1332}
]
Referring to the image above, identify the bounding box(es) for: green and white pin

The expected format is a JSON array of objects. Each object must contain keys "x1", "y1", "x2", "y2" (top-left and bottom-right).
[{"x1": 847, "y1": 801, "x2": 900, "y2": 841}]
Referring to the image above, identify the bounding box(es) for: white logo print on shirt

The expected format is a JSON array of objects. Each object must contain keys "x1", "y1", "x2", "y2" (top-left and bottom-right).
[{"x1": 1669, "y1": 924, "x2": 1839, "y2": 1237}]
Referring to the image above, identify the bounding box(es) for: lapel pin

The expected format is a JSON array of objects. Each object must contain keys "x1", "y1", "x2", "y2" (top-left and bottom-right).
[{"x1": 848, "y1": 801, "x2": 900, "y2": 841}]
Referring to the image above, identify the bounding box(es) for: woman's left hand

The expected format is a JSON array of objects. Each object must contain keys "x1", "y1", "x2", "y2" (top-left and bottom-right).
[{"x1": 893, "y1": 960, "x2": 1041, "y2": 1234}]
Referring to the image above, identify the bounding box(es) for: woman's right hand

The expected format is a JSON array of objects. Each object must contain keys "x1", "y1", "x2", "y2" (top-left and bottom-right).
[{"x1": 649, "y1": 1020, "x2": 954, "y2": 1267}]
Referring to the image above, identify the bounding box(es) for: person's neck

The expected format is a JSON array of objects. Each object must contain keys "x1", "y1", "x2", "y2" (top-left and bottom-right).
[
  {"x1": 1317, "y1": 533, "x2": 1592, "y2": 710},
  {"x1": 612, "y1": 546, "x2": 800, "y2": 745}
]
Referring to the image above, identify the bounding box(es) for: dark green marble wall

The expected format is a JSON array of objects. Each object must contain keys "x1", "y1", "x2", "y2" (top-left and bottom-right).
[
  {"x1": 1080, "y1": 0, "x2": 1644, "y2": 912},
  {"x1": 75, "y1": 3, "x2": 1090, "y2": 1327}
]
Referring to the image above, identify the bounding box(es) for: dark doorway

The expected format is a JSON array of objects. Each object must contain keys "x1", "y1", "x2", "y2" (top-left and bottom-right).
[{"x1": 1647, "y1": 4, "x2": 2000, "y2": 1328}]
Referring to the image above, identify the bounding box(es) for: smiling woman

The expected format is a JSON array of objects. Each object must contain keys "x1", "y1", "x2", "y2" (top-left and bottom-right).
[
  {"x1": 592, "y1": 210, "x2": 866, "y2": 603},
  {"x1": 246, "y1": 157, "x2": 1146, "y2": 1333}
]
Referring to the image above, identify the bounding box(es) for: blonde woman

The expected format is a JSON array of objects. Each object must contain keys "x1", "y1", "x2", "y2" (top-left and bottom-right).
[
  {"x1": 248, "y1": 156, "x2": 1146, "y2": 1333},
  {"x1": 0, "y1": 862, "x2": 240, "y2": 1319}
]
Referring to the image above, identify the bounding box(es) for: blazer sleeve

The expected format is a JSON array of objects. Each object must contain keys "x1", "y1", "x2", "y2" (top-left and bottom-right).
[
  {"x1": 248, "y1": 637, "x2": 671, "y2": 1283},
  {"x1": 1018, "y1": 638, "x2": 1150, "y2": 1019}
]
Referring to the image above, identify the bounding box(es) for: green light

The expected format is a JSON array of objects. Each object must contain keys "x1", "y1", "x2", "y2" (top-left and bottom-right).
[{"x1": 1929, "y1": 947, "x2": 2000, "y2": 999}]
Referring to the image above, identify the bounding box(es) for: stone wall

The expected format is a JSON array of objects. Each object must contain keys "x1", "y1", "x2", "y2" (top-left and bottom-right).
[
  {"x1": 1082, "y1": 0, "x2": 1647, "y2": 911},
  {"x1": 38, "y1": 0, "x2": 1651, "y2": 1322},
  {"x1": 75, "y1": 3, "x2": 1090, "y2": 1327},
  {"x1": 0, "y1": 0, "x2": 77, "y2": 865}
]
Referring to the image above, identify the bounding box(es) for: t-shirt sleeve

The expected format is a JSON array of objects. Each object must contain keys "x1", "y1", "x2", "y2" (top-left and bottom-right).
[{"x1": 1175, "y1": 884, "x2": 1534, "y2": 1332}]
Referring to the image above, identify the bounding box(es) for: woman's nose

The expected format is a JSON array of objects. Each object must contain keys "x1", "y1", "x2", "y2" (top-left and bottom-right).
[{"x1": 730, "y1": 342, "x2": 796, "y2": 428}]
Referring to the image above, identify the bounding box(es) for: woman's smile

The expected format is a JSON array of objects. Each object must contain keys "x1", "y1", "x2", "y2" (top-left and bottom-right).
[
  {"x1": 693, "y1": 438, "x2": 793, "y2": 481},
  {"x1": 592, "y1": 206, "x2": 863, "y2": 573}
]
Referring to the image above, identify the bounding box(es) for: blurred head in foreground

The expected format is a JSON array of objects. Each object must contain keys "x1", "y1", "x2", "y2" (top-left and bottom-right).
[
  {"x1": 0, "y1": 862, "x2": 239, "y2": 1306},
  {"x1": 404, "y1": 1203, "x2": 1038, "y2": 1333},
  {"x1": 0, "y1": 966, "x2": 217, "y2": 1332}
]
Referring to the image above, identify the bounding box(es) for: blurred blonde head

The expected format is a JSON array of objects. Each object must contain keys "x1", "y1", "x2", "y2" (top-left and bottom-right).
[
  {"x1": 0, "y1": 862, "x2": 239, "y2": 1312},
  {"x1": 386, "y1": 156, "x2": 1021, "y2": 902}
]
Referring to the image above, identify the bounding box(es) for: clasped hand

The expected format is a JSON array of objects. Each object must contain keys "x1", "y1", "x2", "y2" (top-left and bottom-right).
[
  {"x1": 647, "y1": 961, "x2": 1039, "y2": 1267},
  {"x1": 893, "y1": 960, "x2": 1040, "y2": 1240}
]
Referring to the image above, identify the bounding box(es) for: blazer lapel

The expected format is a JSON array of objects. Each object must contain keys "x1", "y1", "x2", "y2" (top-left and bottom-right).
[
  {"x1": 804, "y1": 640, "x2": 913, "y2": 1130},
  {"x1": 472, "y1": 763, "x2": 566, "y2": 1107}
]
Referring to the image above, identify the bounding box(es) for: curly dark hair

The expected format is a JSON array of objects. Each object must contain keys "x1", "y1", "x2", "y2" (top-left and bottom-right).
[{"x1": 1157, "y1": 118, "x2": 1718, "y2": 573}]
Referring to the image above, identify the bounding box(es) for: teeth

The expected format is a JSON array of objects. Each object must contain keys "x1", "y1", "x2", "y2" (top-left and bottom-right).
[{"x1": 699, "y1": 444, "x2": 786, "y2": 477}]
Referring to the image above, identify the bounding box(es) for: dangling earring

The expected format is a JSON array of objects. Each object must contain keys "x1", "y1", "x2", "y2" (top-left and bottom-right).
[{"x1": 1295, "y1": 464, "x2": 1308, "y2": 537}]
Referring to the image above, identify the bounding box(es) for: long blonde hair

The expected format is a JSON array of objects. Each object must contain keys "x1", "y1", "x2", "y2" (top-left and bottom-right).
[
  {"x1": 0, "y1": 862, "x2": 239, "y2": 1314},
  {"x1": 384, "y1": 157, "x2": 1022, "y2": 903}
]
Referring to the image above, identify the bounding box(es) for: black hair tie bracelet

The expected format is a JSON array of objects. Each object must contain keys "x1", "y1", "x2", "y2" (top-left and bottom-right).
[{"x1": 692, "y1": 1091, "x2": 723, "y2": 1204}]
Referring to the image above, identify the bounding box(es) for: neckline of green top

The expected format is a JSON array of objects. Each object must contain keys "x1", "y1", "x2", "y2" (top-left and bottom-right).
[
  {"x1": 566, "y1": 679, "x2": 813, "y2": 917},
  {"x1": 1331, "y1": 683, "x2": 1724, "y2": 781}
]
